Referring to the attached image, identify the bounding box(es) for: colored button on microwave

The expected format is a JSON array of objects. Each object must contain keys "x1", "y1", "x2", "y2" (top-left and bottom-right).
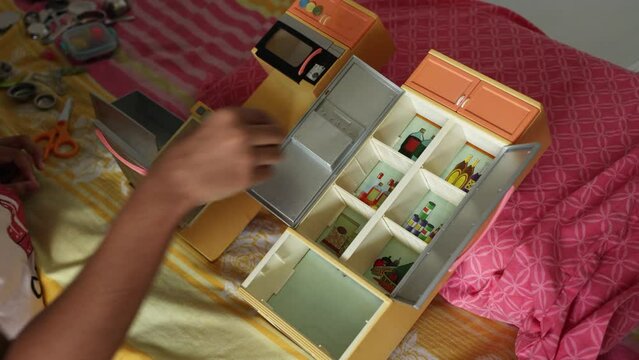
[{"x1": 305, "y1": 2, "x2": 315, "y2": 12}]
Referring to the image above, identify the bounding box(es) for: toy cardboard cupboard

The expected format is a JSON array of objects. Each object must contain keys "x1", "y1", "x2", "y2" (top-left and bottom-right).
[
  {"x1": 92, "y1": 1, "x2": 550, "y2": 359},
  {"x1": 238, "y1": 53, "x2": 549, "y2": 359}
]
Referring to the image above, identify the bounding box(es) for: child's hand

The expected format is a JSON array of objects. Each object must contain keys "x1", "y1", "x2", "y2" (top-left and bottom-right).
[
  {"x1": 0, "y1": 135, "x2": 44, "y2": 196},
  {"x1": 143, "y1": 108, "x2": 284, "y2": 212}
]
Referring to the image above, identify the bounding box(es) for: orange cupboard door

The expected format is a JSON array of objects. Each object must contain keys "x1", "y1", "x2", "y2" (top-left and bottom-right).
[
  {"x1": 458, "y1": 81, "x2": 539, "y2": 142},
  {"x1": 288, "y1": 0, "x2": 374, "y2": 48},
  {"x1": 405, "y1": 55, "x2": 480, "y2": 111}
]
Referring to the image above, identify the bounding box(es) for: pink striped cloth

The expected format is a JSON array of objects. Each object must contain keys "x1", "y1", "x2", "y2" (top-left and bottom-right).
[
  {"x1": 199, "y1": 1, "x2": 639, "y2": 359},
  {"x1": 15, "y1": 0, "x2": 279, "y2": 117}
]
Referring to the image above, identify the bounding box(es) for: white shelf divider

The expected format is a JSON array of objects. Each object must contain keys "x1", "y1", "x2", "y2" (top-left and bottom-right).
[{"x1": 333, "y1": 185, "x2": 377, "y2": 220}]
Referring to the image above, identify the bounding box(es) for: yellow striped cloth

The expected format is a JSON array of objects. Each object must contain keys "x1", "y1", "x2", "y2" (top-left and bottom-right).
[{"x1": 0, "y1": 1, "x2": 517, "y2": 358}]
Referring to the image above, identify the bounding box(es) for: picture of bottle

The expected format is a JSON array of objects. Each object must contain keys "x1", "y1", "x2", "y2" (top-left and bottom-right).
[
  {"x1": 374, "y1": 179, "x2": 395, "y2": 209},
  {"x1": 365, "y1": 182, "x2": 384, "y2": 205},
  {"x1": 428, "y1": 224, "x2": 442, "y2": 240},
  {"x1": 463, "y1": 171, "x2": 482, "y2": 193},
  {"x1": 446, "y1": 155, "x2": 472, "y2": 184},
  {"x1": 454, "y1": 159, "x2": 478, "y2": 189},
  {"x1": 411, "y1": 134, "x2": 435, "y2": 160},
  {"x1": 389, "y1": 179, "x2": 396, "y2": 192},
  {"x1": 398, "y1": 128, "x2": 426, "y2": 158}
]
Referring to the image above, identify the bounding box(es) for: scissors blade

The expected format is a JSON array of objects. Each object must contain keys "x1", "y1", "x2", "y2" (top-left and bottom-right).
[{"x1": 58, "y1": 97, "x2": 74, "y2": 122}]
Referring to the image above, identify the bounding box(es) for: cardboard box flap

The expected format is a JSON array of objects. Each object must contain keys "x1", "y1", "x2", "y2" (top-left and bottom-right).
[
  {"x1": 249, "y1": 57, "x2": 403, "y2": 227},
  {"x1": 91, "y1": 92, "x2": 183, "y2": 167},
  {"x1": 390, "y1": 143, "x2": 541, "y2": 308}
]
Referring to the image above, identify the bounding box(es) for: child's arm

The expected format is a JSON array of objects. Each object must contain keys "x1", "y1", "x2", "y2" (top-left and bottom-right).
[{"x1": 4, "y1": 108, "x2": 283, "y2": 360}]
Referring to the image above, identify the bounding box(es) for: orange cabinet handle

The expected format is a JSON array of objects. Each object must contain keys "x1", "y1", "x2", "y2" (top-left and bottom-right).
[{"x1": 460, "y1": 97, "x2": 470, "y2": 108}]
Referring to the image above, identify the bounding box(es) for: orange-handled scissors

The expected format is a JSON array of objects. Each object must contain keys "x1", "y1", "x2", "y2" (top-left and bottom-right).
[{"x1": 34, "y1": 97, "x2": 80, "y2": 160}]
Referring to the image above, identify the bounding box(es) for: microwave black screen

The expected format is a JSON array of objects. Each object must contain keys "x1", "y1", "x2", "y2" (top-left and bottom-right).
[{"x1": 265, "y1": 29, "x2": 313, "y2": 67}]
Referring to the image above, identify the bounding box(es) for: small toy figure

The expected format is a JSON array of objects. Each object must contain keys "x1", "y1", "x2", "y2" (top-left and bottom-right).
[{"x1": 399, "y1": 128, "x2": 426, "y2": 158}]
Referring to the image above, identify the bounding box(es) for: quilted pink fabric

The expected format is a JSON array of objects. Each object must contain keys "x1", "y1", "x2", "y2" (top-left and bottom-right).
[{"x1": 199, "y1": 1, "x2": 639, "y2": 359}]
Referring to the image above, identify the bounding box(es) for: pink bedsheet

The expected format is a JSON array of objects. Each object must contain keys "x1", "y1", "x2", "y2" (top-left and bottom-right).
[{"x1": 200, "y1": 1, "x2": 639, "y2": 359}]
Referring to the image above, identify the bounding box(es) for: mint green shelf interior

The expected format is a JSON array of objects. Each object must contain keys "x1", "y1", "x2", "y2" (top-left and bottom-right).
[{"x1": 268, "y1": 251, "x2": 383, "y2": 358}]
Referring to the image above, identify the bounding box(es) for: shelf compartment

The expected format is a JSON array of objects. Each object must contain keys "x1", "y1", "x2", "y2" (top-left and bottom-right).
[
  {"x1": 297, "y1": 186, "x2": 373, "y2": 257},
  {"x1": 422, "y1": 122, "x2": 499, "y2": 193},
  {"x1": 374, "y1": 91, "x2": 449, "y2": 147},
  {"x1": 370, "y1": 138, "x2": 414, "y2": 172},
  {"x1": 439, "y1": 142, "x2": 495, "y2": 193},
  {"x1": 337, "y1": 140, "x2": 407, "y2": 210},
  {"x1": 385, "y1": 170, "x2": 462, "y2": 243},
  {"x1": 242, "y1": 230, "x2": 387, "y2": 359},
  {"x1": 342, "y1": 218, "x2": 424, "y2": 294}
]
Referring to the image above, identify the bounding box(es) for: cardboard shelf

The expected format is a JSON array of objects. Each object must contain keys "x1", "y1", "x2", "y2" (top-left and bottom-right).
[
  {"x1": 333, "y1": 185, "x2": 377, "y2": 218},
  {"x1": 242, "y1": 231, "x2": 386, "y2": 359},
  {"x1": 421, "y1": 121, "x2": 501, "y2": 193},
  {"x1": 336, "y1": 140, "x2": 406, "y2": 210},
  {"x1": 341, "y1": 218, "x2": 423, "y2": 295},
  {"x1": 370, "y1": 138, "x2": 414, "y2": 172},
  {"x1": 342, "y1": 218, "x2": 424, "y2": 282},
  {"x1": 385, "y1": 170, "x2": 461, "y2": 243},
  {"x1": 374, "y1": 92, "x2": 449, "y2": 147},
  {"x1": 298, "y1": 186, "x2": 373, "y2": 258}
]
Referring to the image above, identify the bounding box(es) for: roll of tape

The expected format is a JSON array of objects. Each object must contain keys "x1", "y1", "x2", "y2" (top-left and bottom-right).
[
  {"x1": 34, "y1": 93, "x2": 57, "y2": 110},
  {"x1": 7, "y1": 82, "x2": 36, "y2": 102}
]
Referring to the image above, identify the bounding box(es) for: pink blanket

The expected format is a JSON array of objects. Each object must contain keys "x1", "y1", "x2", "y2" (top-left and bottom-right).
[{"x1": 200, "y1": 1, "x2": 639, "y2": 359}]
